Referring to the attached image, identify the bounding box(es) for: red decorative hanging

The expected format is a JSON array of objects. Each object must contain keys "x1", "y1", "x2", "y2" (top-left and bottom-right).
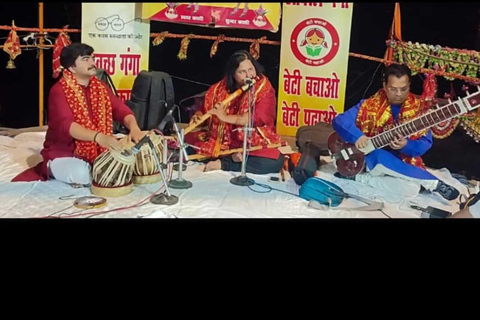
[
  {"x1": 3, "y1": 21, "x2": 21, "y2": 68},
  {"x1": 52, "y1": 26, "x2": 71, "y2": 78}
]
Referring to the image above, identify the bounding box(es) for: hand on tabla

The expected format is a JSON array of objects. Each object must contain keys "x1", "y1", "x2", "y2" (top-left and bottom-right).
[
  {"x1": 128, "y1": 129, "x2": 147, "y2": 144},
  {"x1": 97, "y1": 134, "x2": 123, "y2": 152}
]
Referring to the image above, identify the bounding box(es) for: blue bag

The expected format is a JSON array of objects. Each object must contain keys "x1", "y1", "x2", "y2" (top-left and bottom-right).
[{"x1": 299, "y1": 177, "x2": 346, "y2": 207}]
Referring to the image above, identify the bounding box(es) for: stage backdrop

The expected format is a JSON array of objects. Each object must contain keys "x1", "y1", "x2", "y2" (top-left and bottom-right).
[
  {"x1": 142, "y1": 3, "x2": 281, "y2": 33},
  {"x1": 276, "y1": 3, "x2": 353, "y2": 137},
  {"x1": 81, "y1": 3, "x2": 150, "y2": 104}
]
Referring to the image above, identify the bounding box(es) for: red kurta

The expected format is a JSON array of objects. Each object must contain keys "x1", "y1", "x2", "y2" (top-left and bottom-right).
[
  {"x1": 185, "y1": 75, "x2": 282, "y2": 160},
  {"x1": 12, "y1": 79, "x2": 133, "y2": 182}
]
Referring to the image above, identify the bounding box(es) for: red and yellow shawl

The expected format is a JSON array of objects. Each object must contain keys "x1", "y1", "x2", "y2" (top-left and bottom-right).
[
  {"x1": 194, "y1": 76, "x2": 282, "y2": 158},
  {"x1": 355, "y1": 89, "x2": 428, "y2": 168},
  {"x1": 60, "y1": 70, "x2": 113, "y2": 164}
]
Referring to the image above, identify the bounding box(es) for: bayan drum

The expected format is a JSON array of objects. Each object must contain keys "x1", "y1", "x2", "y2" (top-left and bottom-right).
[{"x1": 91, "y1": 148, "x2": 136, "y2": 197}]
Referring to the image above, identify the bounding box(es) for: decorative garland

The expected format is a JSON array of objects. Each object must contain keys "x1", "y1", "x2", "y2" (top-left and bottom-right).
[
  {"x1": 349, "y1": 52, "x2": 480, "y2": 84},
  {"x1": 460, "y1": 110, "x2": 480, "y2": 143},
  {"x1": 388, "y1": 40, "x2": 480, "y2": 82},
  {"x1": 152, "y1": 32, "x2": 277, "y2": 60},
  {"x1": 431, "y1": 118, "x2": 460, "y2": 139},
  {"x1": 0, "y1": 25, "x2": 81, "y2": 32}
]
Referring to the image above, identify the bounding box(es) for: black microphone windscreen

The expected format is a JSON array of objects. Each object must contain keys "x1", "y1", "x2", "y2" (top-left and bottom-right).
[{"x1": 131, "y1": 133, "x2": 151, "y2": 155}]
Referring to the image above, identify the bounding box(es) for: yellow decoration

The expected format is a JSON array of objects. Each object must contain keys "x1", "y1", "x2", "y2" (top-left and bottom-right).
[
  {"x1": 3, "y1": 20, "x2": 22, "y2": 68},
  {"x1": 210, "y1": 34, "x2": 225, "y2": 58},
  {"x1": 249, "y1": 36, "x2": 266, "y2": 60},
  {"x1": 177, "y1": 34, "x2": 193, "y2": 61},
  {"x1": 6, "y1": 58, "x2": 15, "y2": 69},
  {"x1": 461, "y1": 113, "x2": 480, "y2": 142},
  {"x1": 432, "y1": 119, "x2": 459, "y2": 139},
  {"x1": 152, "y1": 31, "x2": 169, "y2": 46}
]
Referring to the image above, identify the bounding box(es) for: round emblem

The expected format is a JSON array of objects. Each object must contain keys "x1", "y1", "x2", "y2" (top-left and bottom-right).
[{"x1": 290, "y1": 18, "x2": 340, "y2": 67}]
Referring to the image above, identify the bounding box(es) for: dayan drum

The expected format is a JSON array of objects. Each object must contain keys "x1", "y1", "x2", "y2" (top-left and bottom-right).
[
  {"x1": 91, "y1": 148, "x2": 136, "y2": 197},
  {"x1": 121, "y1": 134, "x2": 164, "y2": 185}
]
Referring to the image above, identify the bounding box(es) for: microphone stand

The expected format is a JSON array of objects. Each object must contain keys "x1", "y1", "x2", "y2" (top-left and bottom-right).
[
  {"x1": 150, "y1": 136, "x2": 179, "y2": 206},
  {"x1": 169, "y1": 127, "x2": 193, "y2": 189},
  {"x1": 171, "y1": 117, "x2": 189, "y2": 162},
  {"x1": 230, "y1": 81, "x2": 255, "y2": 187}
]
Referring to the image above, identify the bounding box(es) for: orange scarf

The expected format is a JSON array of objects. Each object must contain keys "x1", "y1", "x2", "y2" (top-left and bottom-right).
[
  {"x1": 60, "y1": 70, "x2": 113, "y2": 164},
  {"x1": 199, "y1": 76, "x2": 282, "y2": 157},
  {"x1": 356, "y1": 89, "x2": 428, "y2": 168}
]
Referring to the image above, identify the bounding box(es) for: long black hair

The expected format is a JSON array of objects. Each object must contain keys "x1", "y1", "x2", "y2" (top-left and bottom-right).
[
  {"x1": 224, "y1": 50, "x2": 264, "y2": 93},
  {"x1": 60, "y1": 43, "x2": 94, "y2": 69}
]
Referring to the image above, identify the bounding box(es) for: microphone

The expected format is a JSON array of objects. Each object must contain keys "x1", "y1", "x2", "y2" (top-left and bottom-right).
[
  {"x1": 130, "y1": 132, "x2": 151, "y2": 155},
  {"x1": 158, "y1": 105, "x2": 178, "y2": 132},
  {"x1": 243, "y1": 78, "x2": 254, "y2": 85}
]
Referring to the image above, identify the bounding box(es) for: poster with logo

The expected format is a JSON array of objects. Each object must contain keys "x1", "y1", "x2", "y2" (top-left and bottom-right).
[
  {"x1": 81, "y1": 3, "x2": 150, "y2": 104},
  {"x1": 141, "y1": 3, "x2": 281, "y2": 33},
  {"x1": 276, "y1": 3, "x2": 353, "y2": 137}
]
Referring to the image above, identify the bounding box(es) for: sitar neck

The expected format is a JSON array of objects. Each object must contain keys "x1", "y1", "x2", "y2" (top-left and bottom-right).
[{"x1": 370, "y1": 92, "x2": 480, "y2": 149}]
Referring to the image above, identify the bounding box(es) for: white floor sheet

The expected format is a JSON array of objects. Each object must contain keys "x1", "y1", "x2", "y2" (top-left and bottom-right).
[{"x1": 0, "y1": 132, "x2": 468, "y2": 219}]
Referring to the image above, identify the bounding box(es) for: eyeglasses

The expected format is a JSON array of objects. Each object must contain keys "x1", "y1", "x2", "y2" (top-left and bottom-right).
[{"x1": 386, "y1": 86, "x2": 409, "y2": 94}]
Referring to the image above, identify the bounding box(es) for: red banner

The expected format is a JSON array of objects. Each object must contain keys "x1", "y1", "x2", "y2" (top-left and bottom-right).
[{"x1": 144, "y1": 3, "x2": 281, "y2": 33}]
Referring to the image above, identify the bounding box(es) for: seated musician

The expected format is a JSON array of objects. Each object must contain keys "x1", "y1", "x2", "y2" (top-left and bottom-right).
[
  {"x1": 12, "y1": 43, "x2": 144, "y2": 187},
  {"x1": 184, "y1": 50, "x2": 285, "y2": 174},
  {"x1": 332, "y1": 64, "x2": 459, "y2": 200}
]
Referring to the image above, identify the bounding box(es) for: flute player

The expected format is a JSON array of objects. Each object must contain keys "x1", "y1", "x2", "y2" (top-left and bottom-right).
[{"x1": 184, "y1": 50, "x2": 285, "y2": 174}]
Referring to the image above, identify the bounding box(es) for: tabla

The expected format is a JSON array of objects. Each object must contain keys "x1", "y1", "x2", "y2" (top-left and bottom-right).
[
  {"x1": 121, "y1": 134, "x2": 164, "y2": 185},
  {"x1": 91, "y1": 148, "x2": 136, "y2": 197}
]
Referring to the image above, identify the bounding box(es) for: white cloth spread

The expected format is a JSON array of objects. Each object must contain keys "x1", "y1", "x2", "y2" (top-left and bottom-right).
[{"x1": 0, "y1": 132, "x2": 467, "y2": 218}]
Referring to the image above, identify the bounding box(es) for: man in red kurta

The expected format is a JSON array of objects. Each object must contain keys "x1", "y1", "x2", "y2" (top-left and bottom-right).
[
  {"x1": 12, "y1": 43, "x2": 144, "y2": 186},
  {"x1": 185, "y1": 50, "x2": 284, "y2": 174}
]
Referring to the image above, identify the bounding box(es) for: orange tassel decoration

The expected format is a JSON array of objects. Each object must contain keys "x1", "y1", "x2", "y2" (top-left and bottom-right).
[
  {"x1": 177, "y1": 34, "x2": 193, "y2": 61},
  {"x1": 152, "y1": 31, "x2": 169, "y2": 46},
  {"x1": 249, "y1": 36, "x2": 266, "y2": 60},
  {"x1": 210, "y1": 34, "x2": 225, "y2": 58}
]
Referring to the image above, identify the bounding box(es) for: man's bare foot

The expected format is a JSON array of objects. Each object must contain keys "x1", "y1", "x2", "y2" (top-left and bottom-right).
[
  {"x1": 204, "y1": 159, "x2": 221, "y2": 172},
  {"x1": 232, "y1": 152, "x2": 243, "y2": 162}
]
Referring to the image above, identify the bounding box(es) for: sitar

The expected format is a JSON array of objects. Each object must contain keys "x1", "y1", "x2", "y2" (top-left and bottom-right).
[{"x1": 328, "y1": 87, "x2": 480, "y2": 177}]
